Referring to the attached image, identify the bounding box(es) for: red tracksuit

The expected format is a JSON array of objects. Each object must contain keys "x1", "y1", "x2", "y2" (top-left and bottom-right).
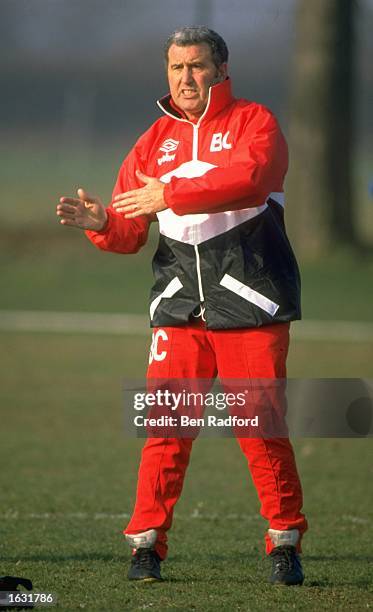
[
  {"x1": 124, "y1": 320, "x2": 307, "y2": 558},
  {"x1": 86, "y1": 77, "x2": 308, "y2": 557}
]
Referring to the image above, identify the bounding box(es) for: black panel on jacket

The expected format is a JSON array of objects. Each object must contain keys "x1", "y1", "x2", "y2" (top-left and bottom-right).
[{"x1": 149, "y1": 203, "x2": 301, "y2": 330}]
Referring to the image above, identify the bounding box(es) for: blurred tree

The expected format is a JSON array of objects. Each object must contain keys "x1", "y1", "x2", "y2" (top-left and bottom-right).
[{"x1": 287, "y1": 0, "x2": 357, "y2": 259}]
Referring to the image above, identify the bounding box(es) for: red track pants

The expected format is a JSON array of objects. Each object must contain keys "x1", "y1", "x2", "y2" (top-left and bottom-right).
[{"x1": 124, "y1": 321, "x2": 307, "y2": 558}]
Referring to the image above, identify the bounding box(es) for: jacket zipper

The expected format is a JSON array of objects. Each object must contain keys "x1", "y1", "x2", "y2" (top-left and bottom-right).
[
  {"x1": 194, "y1": 244, "x2": 205, "y2": 302},
  {"x1": 191, "y1": 124, "x2": 205, "y2": 304},
  {"x1": 192, "y1": 124, "x2": 199, "y2": 161},
  {"x1": 157, "y1": 86, "x2": 215, "y2": 320}
]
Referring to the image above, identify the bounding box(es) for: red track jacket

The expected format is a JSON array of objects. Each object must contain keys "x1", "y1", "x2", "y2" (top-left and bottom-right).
[{"x1": 86, "y1": 78, "x2": 300, "y2": 330}]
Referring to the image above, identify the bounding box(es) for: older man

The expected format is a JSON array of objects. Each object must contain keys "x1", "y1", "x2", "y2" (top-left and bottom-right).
[{"x1": 57, "y1": 26, "x2": 307, "y2": 586}]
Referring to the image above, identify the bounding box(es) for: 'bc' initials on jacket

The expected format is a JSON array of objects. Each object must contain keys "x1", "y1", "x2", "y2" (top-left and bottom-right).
[{"x1": 86, "y1": 78, "x2": 301, "y2": 330}]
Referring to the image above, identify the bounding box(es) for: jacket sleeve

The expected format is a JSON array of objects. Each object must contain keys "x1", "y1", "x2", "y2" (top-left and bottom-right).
[
  {"x1": 85, "y1": 142, "x2": 151, "y2": 254},
  {"x1": 163, "y1": 105, "x2": 288, "y2": 215}
]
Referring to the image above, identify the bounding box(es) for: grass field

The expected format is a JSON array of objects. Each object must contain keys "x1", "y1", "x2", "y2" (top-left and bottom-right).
[
  {"x1": 2, "y1": 229, "x2": 373, "y2": 324},
  {"x1": 1, "y1": 332, "x2": 372, "y2": 611},
  {"x1": 1, "y1": 140, "x2": 373, "y2": 609}
]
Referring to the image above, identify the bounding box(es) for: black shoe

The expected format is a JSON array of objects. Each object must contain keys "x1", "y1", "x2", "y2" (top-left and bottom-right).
[
  {"x1": 128, "y1": 548, "x2": 163, "y2": 582},
  {"x1": 269, "y1": 545, "x2": 304, "y2": 586}
]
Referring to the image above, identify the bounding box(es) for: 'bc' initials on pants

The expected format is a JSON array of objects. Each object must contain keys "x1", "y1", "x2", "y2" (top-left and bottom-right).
[{"x1": 149, "y1": 329, "x2": 168, "y2": 364}]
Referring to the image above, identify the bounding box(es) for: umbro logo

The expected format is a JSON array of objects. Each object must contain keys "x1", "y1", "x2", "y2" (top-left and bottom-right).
[
  {"x1": 158, "y1": 139, "x2": 179, "y2": 166},
  {"x1": 159, "y1": 138, "x2": 179, "y2": 153}
]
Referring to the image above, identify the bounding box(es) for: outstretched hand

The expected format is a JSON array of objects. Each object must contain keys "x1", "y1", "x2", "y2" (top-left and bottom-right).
[
  {"x1": 57, "y1": 188, "x2": 108, "y2": 231},
  {"x1": 112, "y1": 171, "x2": 167, "y2": 218}
]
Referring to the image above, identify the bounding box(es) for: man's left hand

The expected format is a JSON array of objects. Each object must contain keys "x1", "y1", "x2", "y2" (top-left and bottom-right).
[{"x1": 112, "y1": 170, "x2": 167, "y2": 218}]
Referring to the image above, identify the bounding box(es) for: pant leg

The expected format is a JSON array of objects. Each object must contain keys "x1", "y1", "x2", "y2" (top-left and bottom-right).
[
  {"x1": 212, "y1": 323, "x2": 308, "y2": 554},
  {"x1": 124, "y1": 324, "x2": 217, "y2": 560}
]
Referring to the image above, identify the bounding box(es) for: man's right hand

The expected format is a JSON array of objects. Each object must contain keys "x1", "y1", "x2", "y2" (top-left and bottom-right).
[{"x1": 56, "y1": 188, "x2": 108, "y2": 231}]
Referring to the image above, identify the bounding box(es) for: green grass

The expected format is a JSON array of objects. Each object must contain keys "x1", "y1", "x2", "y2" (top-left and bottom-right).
[
  {"x1": 1, "y1": 333, "x2": 372, "y2": 610},
  {"x1": 1, "y1": 141, "x2": 373, "y2": 609},
  {"x1": 0, "y1": 140, "x2": 127, "y2": 230},
  {"x1": 1, "y1": 139, "x2": 372, "y2": 244},
  {"x1": 2, "y1": 233, "x2": 373, "y2": 322},
  {"x1": 1, "y1": 139, "x2": 373, "y2": 320},
  {"x1": 0, "y1": 232, "x2": 155, "y2": 314}
]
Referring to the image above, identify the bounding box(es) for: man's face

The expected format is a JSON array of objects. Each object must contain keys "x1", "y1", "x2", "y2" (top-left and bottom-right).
[{"x1": 167, "y1": 43, "x2": 227, "y2": 121}]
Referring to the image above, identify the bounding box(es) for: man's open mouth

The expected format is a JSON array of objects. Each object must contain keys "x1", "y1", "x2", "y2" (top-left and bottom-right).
[{"x1": 181, "y1": 89, "x2": 198, "y2": 96}]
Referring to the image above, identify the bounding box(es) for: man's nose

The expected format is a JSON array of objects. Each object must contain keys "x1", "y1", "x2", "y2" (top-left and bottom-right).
[{"x1": 181, "y1": 66, "x2": 194, "y2": 84}]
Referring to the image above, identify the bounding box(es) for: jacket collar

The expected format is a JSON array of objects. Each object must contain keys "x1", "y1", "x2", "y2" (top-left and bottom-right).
[{"x1": 157, "y1": 77, "x2": 234, "y2": 126}]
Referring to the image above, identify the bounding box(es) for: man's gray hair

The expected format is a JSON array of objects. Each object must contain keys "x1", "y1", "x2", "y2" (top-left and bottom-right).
[{"x1": 164, "y1": 26, "x2": 229, "y2": 68}]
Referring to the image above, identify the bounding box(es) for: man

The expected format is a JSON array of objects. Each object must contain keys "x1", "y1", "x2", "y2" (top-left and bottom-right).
[{"x1": 56, "y1": 26, "x2": 307, "y2": 586}]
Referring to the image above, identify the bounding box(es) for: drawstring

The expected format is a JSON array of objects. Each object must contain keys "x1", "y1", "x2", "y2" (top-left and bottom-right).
[{"x1": 191, "y1": 305, "x2": 206, "y2": 322}]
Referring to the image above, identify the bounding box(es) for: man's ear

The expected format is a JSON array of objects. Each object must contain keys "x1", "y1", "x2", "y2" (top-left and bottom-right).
[{"x1": 218, "y1": 62, "x2": 228, "y2": 81}]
